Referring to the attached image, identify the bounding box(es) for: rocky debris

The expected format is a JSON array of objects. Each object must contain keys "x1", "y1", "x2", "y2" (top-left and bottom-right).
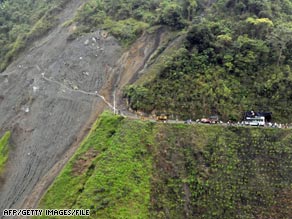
[
  {"x1": 0, "y1": 3, "x2": 169, "y2": 213},
  {"x1": 0, "y1": 0, "x2": 122, "y2": 212},
  {"x1": 84, "y1": 39, "x2": 89, "y2": 45},
  {"x1": 72, "y1": 84, "x2": 79, "y2": 90},
  {"x1": 32, "y1": 86, "x2": 39, "y2": 93},
  {"x1": 82, "y1": 71, "x2": 89, "y2": 76},
  {"x1": 101, "y1": 31, "x2": 108, "y2": 38},
  {"x1": 20, "y1": 106, "x2": 30, "y2": 113}
]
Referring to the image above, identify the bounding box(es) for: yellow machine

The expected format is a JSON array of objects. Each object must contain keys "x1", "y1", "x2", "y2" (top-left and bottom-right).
[{"x1": 156, "y1": 114, "x2": 167, "y2": 122}]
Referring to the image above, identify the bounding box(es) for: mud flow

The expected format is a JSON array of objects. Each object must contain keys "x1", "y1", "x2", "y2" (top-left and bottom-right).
[{"x1": 0, "y1": 0, "x2": 167, "y2": 212}]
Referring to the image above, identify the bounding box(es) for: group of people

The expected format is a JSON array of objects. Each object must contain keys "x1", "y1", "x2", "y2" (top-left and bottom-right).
[{"x1": 225, "y1": 121, "x2": 290, "y2": 129}]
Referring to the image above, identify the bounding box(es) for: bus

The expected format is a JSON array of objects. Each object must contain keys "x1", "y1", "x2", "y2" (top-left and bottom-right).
[{"x1": 244, "y1": 116, "x2": 265, "y2": 126}]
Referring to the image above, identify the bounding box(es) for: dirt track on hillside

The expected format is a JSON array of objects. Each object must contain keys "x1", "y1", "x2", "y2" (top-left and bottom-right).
[
  {"x1": 0, "y1": 0, "x2": 121, "y2": 213},
  {"x1": 0, "y1": 0, "x2": 169, "y2": 215}
]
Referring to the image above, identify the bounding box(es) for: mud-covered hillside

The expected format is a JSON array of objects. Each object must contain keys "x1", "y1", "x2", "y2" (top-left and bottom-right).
[
  {"x1": 0, "y1": 0, "x2": 169, "y2": 212},
  {"x1": 0, "y1": 0, "x2": 120, "y2": 210},
  {"x1": 39, "y1": 112, "x2": 292, "y2": 219}
]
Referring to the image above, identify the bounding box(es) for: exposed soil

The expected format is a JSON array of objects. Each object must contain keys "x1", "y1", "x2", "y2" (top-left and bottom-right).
[
  {"x1": 99, "y1": 26, "x2": 169, "y2": 110},
  {"x1": 72, "y1": 148, "x2": 99, "y2": 176},
  {"x1": 0, "y1": 0, "x2": 121, "y2": 213},
  {"x1": 0, "y1": 0, "x2": 169, "y2": 214}
]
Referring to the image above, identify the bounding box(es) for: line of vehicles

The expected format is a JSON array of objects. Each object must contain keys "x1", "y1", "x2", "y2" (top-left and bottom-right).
[{"x1": 156, "y1": 111, "x2": 273, "y2": 127}]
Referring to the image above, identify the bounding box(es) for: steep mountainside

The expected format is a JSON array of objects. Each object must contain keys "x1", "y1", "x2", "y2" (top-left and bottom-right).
[
  {"x1": 0, "y1": 0, "x2": 72, "y2": 71},
  {"x1": 39, "y1": 112, "x2": 292, "y2": 219},
  {"x1": 0, "y1": 0, "x2": 117, "y2": 210},
  {"x1": 127, "y1": 1, "x2": 292, "y2": 121},
  {"x1": 51, "y1": 0, "x2": 292, "y2": 121},
  {"x1": 0, "y1": 0, "x2": 169, "y2": 212},
  {"x1": 1, "y1": 0, "x2": 292, "y2": 217}
]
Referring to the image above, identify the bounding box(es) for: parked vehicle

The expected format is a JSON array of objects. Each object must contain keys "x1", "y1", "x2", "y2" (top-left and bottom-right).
[
  {"x1": 184, "y1": 119, "x2": 192, "y2": 124},
  {"x1": 244, "y1": 116, "x2": 265, "y2": 126},
  {"x1": 243, "y1": 111, "x2": 272, "y2": 122},
  {"x1": 156, "y1": 114, "x2": 167, "y2": 122},
  {"x1": 209, "y1": 115, "x2": 219, "y2": 124},
  {"x1": 200, "y1": 117, "x2": 211, "y2": 123},
  {"x1": 200, "y1": 115, "x2": 219, "y2": 124}
]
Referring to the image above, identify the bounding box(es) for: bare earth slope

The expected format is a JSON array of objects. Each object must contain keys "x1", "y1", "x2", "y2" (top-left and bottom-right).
[
  {"x1": 0, "y1": 0, "x2": 168, "y2": 214},
  {"x1": 0, "y1": 0, "x2": 122, "y2": 212}
]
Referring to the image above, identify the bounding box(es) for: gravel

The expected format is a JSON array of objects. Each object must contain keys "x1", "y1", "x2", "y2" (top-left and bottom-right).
[{"x1": 0, "y1": 0, "x2": 121, "y2": 213}]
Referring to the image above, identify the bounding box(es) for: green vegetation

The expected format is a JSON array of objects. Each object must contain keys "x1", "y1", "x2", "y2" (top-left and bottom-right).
[
  {"x1": 2, "y1": 1, "x2": 292, "y2": 217},
  {"x1": 39, "y1": 113, "x2": 292, "y2": 218},
  {"x1": 0, "y1": 131, "x2": 10, "y2": 173},
  {"x1": 68, "y1": 0, "x2": 292, "y2": 121},
  {"x1": 2, "y1": 0, "x2": 292, "y2": 121},
  {"x1": 118, "y1": 0, "x2": 292, "y2": 122},
  {"x1": 71, "y1": 0, "x2": 194, "y2": 45},
  {"x1": 0, "y1": 0, "x2": 70, "y2": 71},
  {"x1": 102, "y1": 17, "x2": 149, "y2": 45},
  {"x1": 152, "y1": 124, "x2": 292, "y2": 218},
  {"x1": 38, "y1": 112, "x2": 154, "y2": 219}
]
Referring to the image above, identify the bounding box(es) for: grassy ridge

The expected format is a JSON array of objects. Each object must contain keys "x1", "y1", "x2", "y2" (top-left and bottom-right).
[
  {"x1": 38, "y1": 112, "x2": 292, "y2": 218},
  {"x1": 0, "y1": 131, "x2": 10, "y2": 174},
  {"x1": 37, "y1": 112, "x2": 154, "y2": 219}
]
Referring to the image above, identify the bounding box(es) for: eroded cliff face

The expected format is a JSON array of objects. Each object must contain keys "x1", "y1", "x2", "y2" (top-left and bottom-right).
[
  {"x1": 100, "y1": 27, "x2": 169, "y2": 109},
  {"x1": 0, "y1": 0, "x2": 169, "y2": 212}
]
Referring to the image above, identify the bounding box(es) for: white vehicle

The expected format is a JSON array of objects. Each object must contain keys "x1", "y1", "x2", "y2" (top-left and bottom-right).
[{"x1": 244, "y1": 116, "x2": 265, "y2": 126}]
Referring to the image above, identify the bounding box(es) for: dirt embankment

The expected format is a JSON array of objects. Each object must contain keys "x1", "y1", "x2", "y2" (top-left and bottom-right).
[
  {"x1": 100, "y1": 27, "x2": 169, "y2": 109},
  {"x1": 0, "y1": 0, "x2": 170, "y2": 214}
]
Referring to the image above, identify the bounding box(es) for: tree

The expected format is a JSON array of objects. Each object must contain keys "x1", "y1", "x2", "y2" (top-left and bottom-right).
[
  {"x1": 268, "y1": 24, "x2": 292, "y2": 66},
  {"x1": 186, "y1": 23, "x2": 214, "y2": 52},
  {"x1": 246, "y1": 17, "x2": 273, "y2": 39},
  {"x1": 186, "y1": 0, "x2": 197, "y2": 21},
  {"x1": 158, "y1": 1, "x2": 185, "y2": 29}
]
